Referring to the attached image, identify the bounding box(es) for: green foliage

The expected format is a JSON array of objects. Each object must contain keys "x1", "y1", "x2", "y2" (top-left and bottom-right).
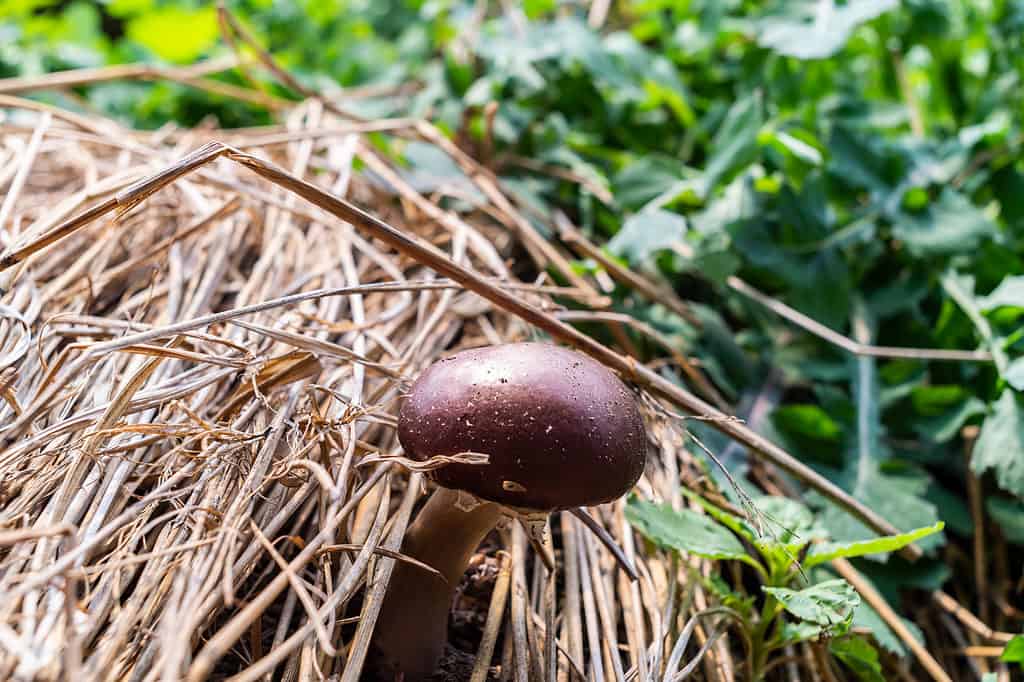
[
  {"x1": 973, "y1": 390, "x2": 1024, "y2": 498},
  {"x1": 1002, "y1": 635, "x2": 1024, "y2": 665},
  {"x1": 986, "y1": 497, "x2": 1024, "y2": 545},
  {"x1": 607, "y1": 208, "x2": 687, "y2": 262},
  {"x1": 624, "y1": 497, "x2": 761, "y2": 568},
  {"x1": 805, "y1": 522, "x2": 944, "y2": 567},
  {"x1": 125, "y1": 6, "x2": 219, "y2": 63},
  {"x1": 627, "y1": 492, "x2": 940, "y2": 676},
  {"x1": 0, "y1": 0, "x2": 425, "y2": 128},
  {"x1": 831, "y1": 635, "x2": 886, "y2": 682},
  {"x1": 763, "y1": 579, "x2": 858, "y2": 634}
]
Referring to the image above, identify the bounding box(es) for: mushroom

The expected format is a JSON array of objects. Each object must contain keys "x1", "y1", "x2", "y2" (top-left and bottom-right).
[{"x1": 370, "y1": 342, "x2": 646, "y2": 679}]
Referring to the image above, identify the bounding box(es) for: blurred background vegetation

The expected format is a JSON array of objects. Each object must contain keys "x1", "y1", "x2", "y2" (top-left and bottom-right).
[{"x1": 3, "y1": 0, "x2": 1023, "y2": 674}]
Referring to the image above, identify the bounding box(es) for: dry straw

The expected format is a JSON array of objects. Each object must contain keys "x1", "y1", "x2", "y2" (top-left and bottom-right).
[{"x1": 0, "y1": 42, "x2": 956, "y2": 681}]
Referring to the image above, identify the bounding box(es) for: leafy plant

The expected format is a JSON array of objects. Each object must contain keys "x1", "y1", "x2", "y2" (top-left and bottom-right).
[{"x1": 627, "y1": 492, "x2": 943, "y2": 679}]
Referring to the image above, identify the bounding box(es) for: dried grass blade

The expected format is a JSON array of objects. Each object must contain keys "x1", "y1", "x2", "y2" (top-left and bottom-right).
[
  {"x1": 470, "y1": 550, "x2": 512, "y2": 682},
  {"x1": 339, "y1": 472, "x2": 422, "y2": 681},
  {"x1": 185, "y1": 465, "x2": 392, "y2": 682},
  {"x1": 227, "y1": 318, "x2": 403, "y2": 379}
]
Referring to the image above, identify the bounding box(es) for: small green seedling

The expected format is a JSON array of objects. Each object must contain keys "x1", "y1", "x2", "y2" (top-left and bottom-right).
[{"x1": 627, "y1": 491, "x2": 943, "y2": 680}]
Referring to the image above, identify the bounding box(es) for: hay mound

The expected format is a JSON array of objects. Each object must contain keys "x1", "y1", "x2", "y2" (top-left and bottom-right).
[{"x1": 0, "y1": 89, "x2": 722, "y2": 681}]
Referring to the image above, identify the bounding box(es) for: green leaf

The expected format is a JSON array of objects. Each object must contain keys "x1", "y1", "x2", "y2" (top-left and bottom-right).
[
  {"x1": 778, "y1": 131, "x2": 823, "y2": 165},
  {"x1": 522, "y1": 0, "x2": 555, "y2": 19},
  {"x1": 856, "y1": 555, "x2": 952, "y2": 605},
  {"x1": 827, "y1": 125, "x2": 892, "y2": 197},
  {"x1": 706, "y1": 574, "x2": 758, "y2": 616},
  {"x1": 778, "y1": 620, "x2": 825, "y2": 646},
  {"x1": 816, "y1": 470, "x2": 943, "y2": 556},
  {"x1": 756, "y1": 0, "x2": 899, "y2": 59},
  {"x1": 614, "y1": 158, "x2": 696, "y2": 211},
  {"x1": 625, "y1": 497, "x2": 757, "y2": 564},
  {"x1": 607, "y1": 208, "x2": 686, "y2": 264},
  {"x1": 772, "y1": 404, "x2": 843, "y2": 442},
  {"x1": 941, "y1": 271, "x2": 1010, "y2": 375},
  {"x1": 891, "y1": 188, "x2": 996, "y2": 255},
  {"x1": 399, "y1": 141, "x2": 478, "y2": 196},
  {"x1": 914, "y1": 396, "x2": 988, "y2": 443},
  {"x1": 805, "y1": 522, "x2": 944, "y2": 567},
  {"x1": 702, "y1": 92, "x2": 762, "y2": 195},
  {"x1": 978, "y1": 276, "x2": 1024, "y2": 312},
  {"x1": 1001, "y1": 635, "x2": 1024, "y2": 664},
  {"x1": 764, "y1": 579, "x2": 860, "y2": 632},
  {"x1": 126, "y1": 7, "x2": 219, "y2": 63},
  {"x1": 986, "y1": 497, "x2": 1024, "y2": 545},
  {"x1": 831, "y1": 636, "x2": 885, "y2": 682},
  {"x1": 692, "y1": 174, "x2": 757, "y2": 236},
  {"x1": 1007, "y1": 358, "x2": 1024, "y2": 392},
  {"x1": 910, "y1": 385, "x2": 970, "y2": 416},
  {"x1": 106, "y1": 0, "x2": 153, "y2": 16},
  {"x1": 681, "y1": 488, "x2": 758, "y2": 543},
  {"x1": 972, "y1": 390, "x2": 1024, "y2": 498}
]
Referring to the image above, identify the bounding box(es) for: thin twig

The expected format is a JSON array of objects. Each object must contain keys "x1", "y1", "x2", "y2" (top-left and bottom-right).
[{"x1": 728, "y1": 276, "x2": 991, "y2": 362}]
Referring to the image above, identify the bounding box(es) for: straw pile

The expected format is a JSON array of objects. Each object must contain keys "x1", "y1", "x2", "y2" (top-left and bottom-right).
[{"x1": 0, "y1": 78, "x2": 746, "y2": 680}]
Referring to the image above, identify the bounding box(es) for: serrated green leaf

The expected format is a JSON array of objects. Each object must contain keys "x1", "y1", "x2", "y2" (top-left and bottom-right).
[
  {"x1": 777, "y1": 619, "x2": 824, "y2": 646},
  {"x1": 972, "y1": 390, "x2": 1024, "y2": 498},
  {"x1": 626, "y1": 497, "x2": 759, "y2": 566},
  {"x1": 805, "y1": 522, "x2": 944, "y2": 567},
  {"x1": 764, "y1": 579, "x2": 860, "y2": 632},
  {"x1": 607, "y1": 208, "x2": 686, "y2": 264},
  {"x1": 831, "y1": 636, "x2": 885, "y2": 682},
  {"x1": 892, "y1": 188, "x2": 995, "y2": 255},
  {"x1": 941, "y1": 271, "x2": 1011, "y2": 375}
]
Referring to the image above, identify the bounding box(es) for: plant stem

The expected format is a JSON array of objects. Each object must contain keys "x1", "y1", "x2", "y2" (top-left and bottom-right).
[
  {"x1": 749, "y1": 591, "x2": 779, "y2": 681},
  {"x1": 749, "y1": 564, "x2": 790, "y2": 681}
]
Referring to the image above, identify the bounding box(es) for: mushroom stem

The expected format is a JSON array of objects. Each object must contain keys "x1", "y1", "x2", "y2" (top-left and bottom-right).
[{"x1": 371, "y1": 486, "x2": 503, "y2": 680}]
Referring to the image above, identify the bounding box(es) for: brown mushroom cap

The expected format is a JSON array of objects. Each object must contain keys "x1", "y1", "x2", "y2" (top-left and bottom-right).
[{"x1": 397, "y1": 342, "x2": 647, "y2": 510}]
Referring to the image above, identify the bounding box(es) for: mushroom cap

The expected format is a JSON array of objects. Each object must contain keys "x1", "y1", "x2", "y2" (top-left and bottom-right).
[{"x1": 397, "y1": 342, "x2": 647, "y2": 510}]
